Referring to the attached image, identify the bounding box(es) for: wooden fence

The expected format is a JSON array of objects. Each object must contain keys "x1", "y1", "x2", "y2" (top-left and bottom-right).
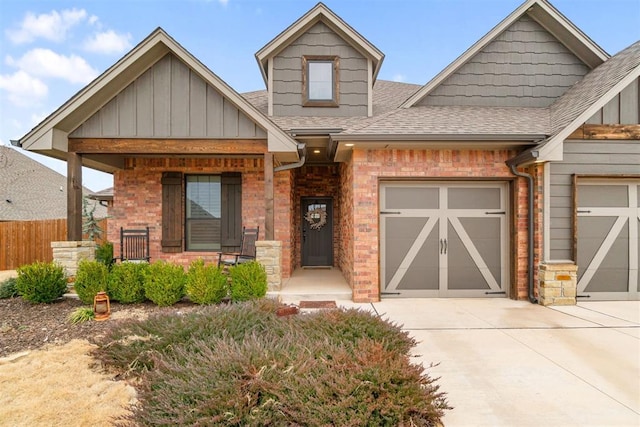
[{"x1": 0, "y1": 218, "x2": 108, "y2": 271}]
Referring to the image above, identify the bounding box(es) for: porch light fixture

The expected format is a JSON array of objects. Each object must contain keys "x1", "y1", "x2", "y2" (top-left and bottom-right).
[
  {"x1": 313, "y1": 149, "x2": 321, "y2": 154},
  {"x1": 93, "y1": 291, "x2": 111, "y2": 321},
  {"x1": 345, "y1": 143, "x2": 354, "y2": 147}
]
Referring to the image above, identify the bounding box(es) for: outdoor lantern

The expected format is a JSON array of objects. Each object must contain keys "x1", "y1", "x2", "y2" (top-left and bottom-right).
[{"x1": 93, "y1": 291, "x2": 111, "y2": 321}]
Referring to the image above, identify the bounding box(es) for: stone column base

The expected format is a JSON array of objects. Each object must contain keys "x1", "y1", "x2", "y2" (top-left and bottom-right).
[
  {"x1": 51, "y1": 241, "x2": 96, "y2": 278},
  {"x1": 255, "y1": 241, "x2": 282, "y2": 291},
  {"x1": 538, "y1": 262, "x2": 577, "y2": 306}
]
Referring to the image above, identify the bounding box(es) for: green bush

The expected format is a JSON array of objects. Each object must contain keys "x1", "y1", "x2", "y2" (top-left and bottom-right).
[
  {"x1": 16, "y1": 261, "x2": 67, "y2": 303},
  {"x1": 95, "y1": 241, "x2": 114, "y2": 268},
  {"x1": 94, "y1": 301, "x2": 450, "y2": 426},
  {"x1": 0, "y1": 277, "x2": 19, "y2": 299},
  {"x1": 144, "y1": 261, "x2": 186, "y2": 307},
  {"x1": 109, "y1": 262, "x2": 148, "y2": 304},
  {"x1": 228, "y1": 261, "x2": 267, "y2": 302},
  {"x1": 74, "y1": 260, "x2": 109, "y2": 304},
  {"x1": 185, "y1": 259, "x2": 228, "y2": 305}
]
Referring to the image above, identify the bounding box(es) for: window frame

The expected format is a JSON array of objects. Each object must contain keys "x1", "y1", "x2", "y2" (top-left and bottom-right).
[
  {"x1": 302, "y1": 55, "x2": 340, "y2": 107},
  {"x1": 185, "y1": 174, "x2": 222, "y2": 252}
]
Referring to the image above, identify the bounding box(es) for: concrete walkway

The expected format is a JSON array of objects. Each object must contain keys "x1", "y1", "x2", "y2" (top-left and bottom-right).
[{"x1": 336, "y1": 298, "x2": 640, "y2": 426}]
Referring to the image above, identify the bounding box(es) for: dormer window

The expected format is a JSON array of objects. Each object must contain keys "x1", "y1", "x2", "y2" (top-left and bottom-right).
[{"x1": 302, "y1": 55, "x2": 339, "y2": 107}]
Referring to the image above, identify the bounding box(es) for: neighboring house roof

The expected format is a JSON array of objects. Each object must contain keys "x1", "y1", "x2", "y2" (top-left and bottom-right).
[
  {"x1": 255, "y1": 2, "x2": 385, "y2": 86},
  {"x1": 87, "y1": 187, "x2": 114, "y2": 202},
  {"x1": 0, "y1": 146, "x2": 106, "y2": 221},
  {"x1": 401, "y1": 0, "x2": 609, "y2": 108},
  {"x1": 509, "y1": 40, "x2": 640, "y2": 164},
  {"x1": 18, "y1": 28, "x2": 300, "y2": 170}
]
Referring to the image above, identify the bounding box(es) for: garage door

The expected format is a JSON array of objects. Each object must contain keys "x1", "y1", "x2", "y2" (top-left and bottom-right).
[
  {"x1": 380, "y1": 182, "x2": 509, "y2": 297},
  {"x1": 577, "y1": 181, "x2": 639, "y2": 300}
]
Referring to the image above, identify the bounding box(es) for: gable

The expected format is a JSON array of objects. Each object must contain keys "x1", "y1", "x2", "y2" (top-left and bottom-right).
[
  {"x1": 70, "y1": 54, "x2": 267, "y2": 139},
  {"x1": 585, "y1": 77, "x2": 639, "y2": 125},
  {"x1": 272, "y1": 21, "x2": 368, "y2": 117},
  {"x1": 418, "y1": 15, "x2": 590, "y2": 108}
]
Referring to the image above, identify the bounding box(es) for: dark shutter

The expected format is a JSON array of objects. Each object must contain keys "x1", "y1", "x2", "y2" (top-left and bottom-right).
[
  {"x1": 161, "y1": 172, "x2": 182, "y2": 253},
  {"x1": 221, "y1": 172, "x2": 242, "y2": 252}
]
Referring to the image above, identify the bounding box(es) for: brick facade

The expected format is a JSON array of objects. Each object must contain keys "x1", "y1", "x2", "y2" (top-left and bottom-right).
[
  {"x1": 341, "y1": 148, "x2": 535, "y2": 303},
  {"x1": 108, "y1": 157, "x2": 294, "y2": 278}
]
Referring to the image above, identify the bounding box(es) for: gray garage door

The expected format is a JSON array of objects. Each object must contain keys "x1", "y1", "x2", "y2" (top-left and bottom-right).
[
  {"x1": 577, "y1": 181, "x2": 639, "y2": 300},
  {"x1": 380, "y1": 182, "x2": 509, "y2": 297}
]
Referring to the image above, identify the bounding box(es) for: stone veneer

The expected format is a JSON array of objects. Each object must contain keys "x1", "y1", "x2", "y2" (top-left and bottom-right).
[
  {"x1": 256, "y1": 240, "x2": 282, "y2": 291},
  {"x1": 538, "y1": 262, "x2": 577, "y2": 306},
  {"x1": 51, "y1": 241, "x2": 96, "y2": 277}
]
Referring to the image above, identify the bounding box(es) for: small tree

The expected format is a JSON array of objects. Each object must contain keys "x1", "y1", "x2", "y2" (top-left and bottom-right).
[{"x1": 82, "y1": 197, "x2": 103, "y2": 241}]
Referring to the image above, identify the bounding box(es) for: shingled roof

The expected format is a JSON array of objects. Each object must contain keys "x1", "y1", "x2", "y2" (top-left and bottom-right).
[{"x1": 0, "y1": 146, "x2": 106, "y2": 221}]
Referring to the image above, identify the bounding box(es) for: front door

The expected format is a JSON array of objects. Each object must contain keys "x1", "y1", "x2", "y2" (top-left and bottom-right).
[
  {"x1": 302, "y1": 198, "x2": 333, "y2": 266},
  {"x1": 380, "y1": 182, "x2": 509, "y2": 297}
]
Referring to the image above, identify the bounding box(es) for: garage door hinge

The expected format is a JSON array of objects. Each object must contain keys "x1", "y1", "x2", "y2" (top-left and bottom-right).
[
  {"x1": 381, "y1": 292, "x2": 401, "y2": 295},
  {"x1": 484, "y1": 291, "x2": 506, "y2": 295},
  {"x1": 485, "y1": 211, "x2": 506, "y2": 215},
  {"x1": 380, "y1": 211, "x2": 401, "y2": 215},
  {"x1": 577, "y1": 210, "x2": 591, "y2": 214}
]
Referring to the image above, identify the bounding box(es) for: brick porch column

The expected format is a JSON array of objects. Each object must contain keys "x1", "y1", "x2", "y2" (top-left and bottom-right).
[{"x1": 256, "y1": 240, "x2": 282, "y2": 291}]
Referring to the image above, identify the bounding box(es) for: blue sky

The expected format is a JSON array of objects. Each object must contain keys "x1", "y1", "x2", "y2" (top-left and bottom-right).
[{"x1": 1, "y1": 0, "x2": 639, "y2": 191}]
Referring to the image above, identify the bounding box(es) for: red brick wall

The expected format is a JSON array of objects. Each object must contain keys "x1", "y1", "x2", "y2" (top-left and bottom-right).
[
  {"x1": 109, "y1": 157, "x2": 293, "y2": 278},
  {"x1": 345, "y1": 148, "x2": 532, "y2": 303},
  {"x1": 338, "y1": 159, "x2": 354, "y2": 288}
]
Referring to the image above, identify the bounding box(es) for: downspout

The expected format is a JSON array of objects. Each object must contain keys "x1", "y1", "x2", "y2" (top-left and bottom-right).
[
  {"x1": 507, "y1": 150, "x2": 539, "y2": 304},
  {"x1": 274, "y1": 143, "x2": 306, "y2": 172}
]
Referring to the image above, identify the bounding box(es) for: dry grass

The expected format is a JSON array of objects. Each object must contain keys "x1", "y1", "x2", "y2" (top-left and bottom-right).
[{"x1": 0, "y1": 339, "x2": 136, "y2": 426}]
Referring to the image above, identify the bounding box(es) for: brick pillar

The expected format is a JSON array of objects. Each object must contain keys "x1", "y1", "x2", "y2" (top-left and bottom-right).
[
  {"x1": 256, "y1": 241, "x2": 282, "y2": 291},
  {"x1": 51, "y1": 241, "x2": 96, "y2": 278},
  {"x1": 538, "y1": 262, "x2": 577, "y2": 306}
]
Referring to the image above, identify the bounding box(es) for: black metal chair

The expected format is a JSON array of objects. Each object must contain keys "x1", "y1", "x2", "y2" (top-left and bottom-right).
[
  {"x1": 218, "y1": 226, "x2": 259, "y2": 267},
  {"x1": 119, "y1": 227, "x2": 150, "y2": 262}
]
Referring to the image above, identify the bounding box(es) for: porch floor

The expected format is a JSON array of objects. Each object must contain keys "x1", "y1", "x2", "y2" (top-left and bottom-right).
[{"x1": 268, "y1": 267, "x2": 352, "y2": 303}]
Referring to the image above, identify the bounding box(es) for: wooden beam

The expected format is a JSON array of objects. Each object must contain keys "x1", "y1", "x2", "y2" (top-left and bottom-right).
[
  {"x1": 68, "y1": 138, "x2": 268, "y2": 154},
  {"x1": 264, "y1": 152, "x2": 274, "y2": 240},
  {"x1": 567, "y1": 124, "x2": 640, "y2": 140},
  {"x1": 67, "y1": 152, "x2": 83, "y2": 241}
]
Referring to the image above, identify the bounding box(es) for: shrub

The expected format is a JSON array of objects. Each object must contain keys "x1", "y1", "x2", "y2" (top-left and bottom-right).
[
  {"x1": 228, "y1": 261, "x2": 267, "y2": 302},
  {"x1": 16, "y1": 261, "x2": 67, "y2": 303},
  {"x1": 185, "y1": 259, "x2": 228, "y2": 305},
  {"x1": 0, "y1": 277, "x2": 19, "y2": 299},
  {"x1": 74, "y1": 260, "x2": 109, "y2": 304},
  {"x1": 68, "y1": 306, "x2": 95, "y2": 324},
  {"x1": 109, "y1": 262, "x2": 149, "y2": 304},
  {"x1": 144, "y1": 261, "x2": 186, "y2": 307},
  {"x1": 94, "y1": 302, "x2": 449, "y2": 426},
  {"x1": 95, "y1": 241, "x2": 114, "y2": 268}
]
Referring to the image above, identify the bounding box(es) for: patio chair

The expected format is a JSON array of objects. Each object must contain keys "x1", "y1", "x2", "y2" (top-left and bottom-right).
[
  {"x1": 119, "y1": 227, "x2": 150, "y2": 262},
  {"x1": 218, "y1": 226, "x2": 259, "y2": 267}
]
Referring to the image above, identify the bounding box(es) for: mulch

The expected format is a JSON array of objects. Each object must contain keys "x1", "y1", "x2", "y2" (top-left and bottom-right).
[{"x1": 0, "y1": 297, "x2": 199, "y2": 358}]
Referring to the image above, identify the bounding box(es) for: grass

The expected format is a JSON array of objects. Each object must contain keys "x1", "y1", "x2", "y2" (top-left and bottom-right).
[{"x1": 94, "y1": 299, "x2": 450, "y2": 426}]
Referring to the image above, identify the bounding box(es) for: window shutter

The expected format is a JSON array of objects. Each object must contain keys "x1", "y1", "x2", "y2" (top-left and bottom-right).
[
  {"x1": 161, "y1": 172, "x2": 182, "y2": 253},
  {"x1": 221, "y1": 172, "x2": 242, "y2": 252}
]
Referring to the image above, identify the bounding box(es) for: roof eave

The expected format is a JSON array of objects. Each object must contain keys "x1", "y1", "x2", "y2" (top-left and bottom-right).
[{"x1": 333, "y1": 133, "x2": 546, "y2": 142}]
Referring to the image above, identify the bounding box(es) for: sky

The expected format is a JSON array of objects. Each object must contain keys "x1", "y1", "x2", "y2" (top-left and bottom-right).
[{"x1": 0, "y1": 0, "x2": 639, "y2": 192}]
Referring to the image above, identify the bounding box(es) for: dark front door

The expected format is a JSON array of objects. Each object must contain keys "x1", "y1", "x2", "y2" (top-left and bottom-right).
[{"x1": 302, "y1": 198, "x2": 333, "y2": 266}]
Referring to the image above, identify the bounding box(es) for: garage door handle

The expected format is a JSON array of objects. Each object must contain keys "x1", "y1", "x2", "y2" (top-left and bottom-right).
[
  {"x1": 440, "y1": 239, "x2": 447, "y2": 254},
  {"x1": 485, "y1": 211, "x2": 505, "y2": 215},
  {"x1": 439, "y1": 239, "x2": 443, "y2": 254}
]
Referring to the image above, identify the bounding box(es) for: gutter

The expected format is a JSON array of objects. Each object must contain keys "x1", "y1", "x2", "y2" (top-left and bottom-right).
[
  {"x1": 274, "y1": 143, "x2": 307, "y2": 172},
  {"x1": 506, "y1": 149, "x2": 539, "y2": 304},
  {"x1": 10, "y1": 139, "x2": 21, "y2": 147}
]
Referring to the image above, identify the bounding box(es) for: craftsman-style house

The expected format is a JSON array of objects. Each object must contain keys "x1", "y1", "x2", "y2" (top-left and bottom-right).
[{"x1": 16, "y1": 0, "x2": 640, "y2": 303}]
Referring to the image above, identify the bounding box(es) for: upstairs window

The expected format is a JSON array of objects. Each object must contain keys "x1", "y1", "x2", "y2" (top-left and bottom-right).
[{"x1": 302, "y1": 55, "x2": 339, "y2": 107}]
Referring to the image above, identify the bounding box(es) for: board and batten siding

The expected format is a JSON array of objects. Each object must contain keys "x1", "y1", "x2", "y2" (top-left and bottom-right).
[
  {"x1": 272, "y1": 21, "x2": 368, "y2": 117},
  {"x1": 70, "y1": 54, "x2": 267, "y2": 139},
  {"x1": 419, "y1": 16, "x2": 589, "y2": 108},
  {"x1": 586, "y1": 77, "x2": 640, "y2": 124},
  {"x1": 549, "y1": 140, "x2": 640, "y2": 260}
]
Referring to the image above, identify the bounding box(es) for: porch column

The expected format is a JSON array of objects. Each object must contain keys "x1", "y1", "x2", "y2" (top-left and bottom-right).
[
  {"x1": 264, "y1": 152, "x2": 274, "y2": 240},
  {"x1": 67, "y1": 152, "x2": 83, "y2": 241}
]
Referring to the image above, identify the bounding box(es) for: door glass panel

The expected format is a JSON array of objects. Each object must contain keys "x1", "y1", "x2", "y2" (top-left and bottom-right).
[
  {"x1": 447, "y1": 221, "x2": 490, "y2": 290},
  {"x1": 578, "y1": 185, "x2": 628, "y2": 207},
  {"x1": 448, "y1": 187, "x2": 500, "y2": 209},
  {"x1": 385, "y1": 187, "x2": 439, "y2": 209}
]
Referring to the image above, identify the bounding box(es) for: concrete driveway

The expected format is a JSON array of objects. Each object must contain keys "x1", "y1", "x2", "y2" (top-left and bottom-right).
[{"x1": 340, "y1": 299, "x2": 640, "y2": 426}]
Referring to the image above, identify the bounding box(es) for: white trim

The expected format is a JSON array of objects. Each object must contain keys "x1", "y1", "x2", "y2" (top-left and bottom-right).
[
  {"x1": 268, "y1": 57, "x2": 273, "y2": 116},
  {"x1": 367, "y1": 59, "x2": 373, "y2": 117},
  {"x1": 543, "y1": 162, "x2": 551, "y2": 261}
]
